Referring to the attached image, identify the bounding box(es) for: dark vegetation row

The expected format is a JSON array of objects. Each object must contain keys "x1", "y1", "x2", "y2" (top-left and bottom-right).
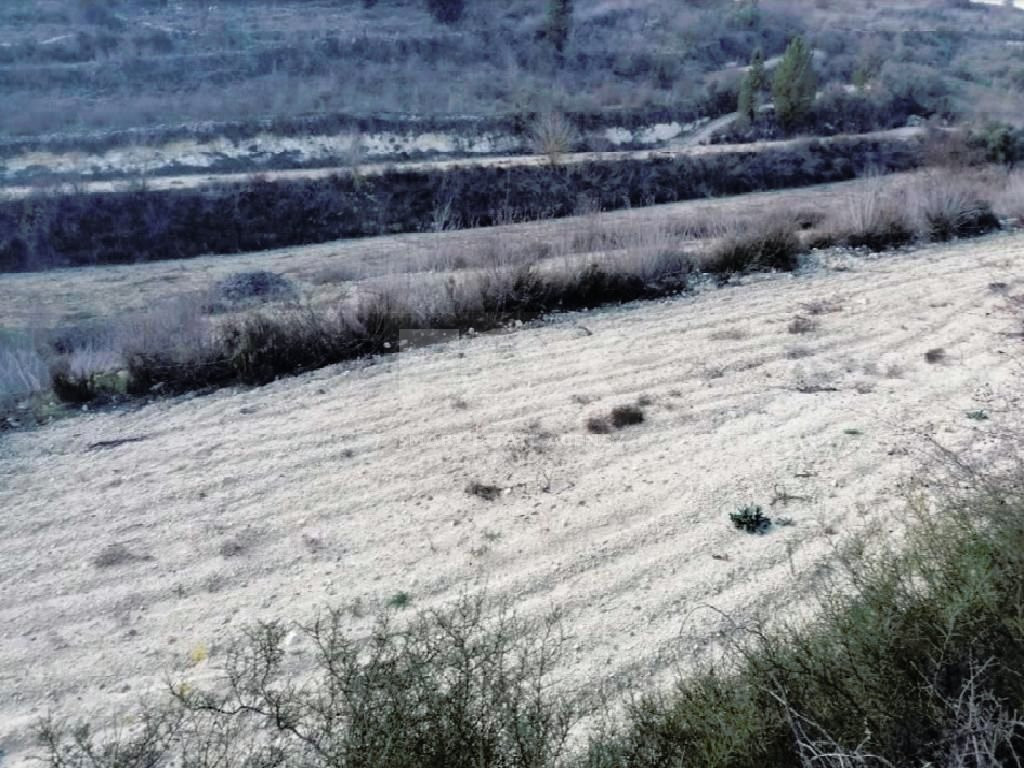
[
  {"x1": 0, "y1": 134, "x2": 923, "y2": 273},
  {"x1": 41, "y1": 464, "x2": 1024, "y2": 768},
  {"x1": 50, "y1": 163, "x2": 1008, "y2": 406}
]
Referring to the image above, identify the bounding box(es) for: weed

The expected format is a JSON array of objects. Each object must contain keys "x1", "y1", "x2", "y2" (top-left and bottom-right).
[
  {"x1": 706, "y1": 216, "x2": 802, "y2": 275},
  {"x1": 388, "y1": 591, "x2": 411, "y2": 609},
  {"x1": 466, "y1": 482, "x2": 502, "y2": 501},
  {"x1": 610, "y1": 404, "x2": 645, "y2": 428},
  {"x1": 924, "y1": 348, "x2": 947, "y2": 364},
  {"x1": 966, "y1": 410, "x2": 989, "y2": 421},
  {"x1": 730, "y1": 504, "x2": 772, "y2": 534}
]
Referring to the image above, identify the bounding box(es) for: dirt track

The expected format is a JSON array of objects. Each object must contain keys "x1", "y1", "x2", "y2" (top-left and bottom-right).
[{"x1": 1, "y1": 231, "x2": 1022, "y2": 763}]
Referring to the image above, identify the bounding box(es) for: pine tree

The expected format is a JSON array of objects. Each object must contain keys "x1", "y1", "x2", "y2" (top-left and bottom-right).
[
  {"x1": 749, "y1": 47, "x2": 766, "y2": 93},
  {"x1": 547, "y1": 0, "x2": 573, "y2": 59},
  {"x1": 772, "y1": 36, "x2": 817, "y2": 130},
  {"x1": 737, "y1": 76, "x2": 755, "y2": 127}
]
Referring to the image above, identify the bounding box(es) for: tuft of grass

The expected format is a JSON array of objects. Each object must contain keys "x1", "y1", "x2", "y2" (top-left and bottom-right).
[
  {"x1": 705, "y1": 216, "x2": 802, "y2": 275},
  {"x1": 387, "y1": 591, "x2": 412, "y2": 609},
  {"x1": 610, "y1": 404, "x2": 645, "y2": 428},
  {"x1": 966, "y1": 409, "x2": 989, "y2": 421},
  {"x1": 466, "y1": 482, "x2": 503, "y2": 501},
  {"x1": 730, "y1": 504, "x2": 772, "y2": 533},
  {"x1": 588, "y1": 403, "x2": 646, "y2": 434},
  {"x1": 924, "y1": 347, "x2": 947, "y2": 364}
]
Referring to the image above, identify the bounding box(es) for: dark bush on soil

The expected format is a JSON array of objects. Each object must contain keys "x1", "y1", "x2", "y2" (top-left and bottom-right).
[
  {"x1": 707, "y1": 217, "x2": 802, "y2": 274},
  {"x1": 213, "y1": 270, "x2": 296, "y2": 305}
]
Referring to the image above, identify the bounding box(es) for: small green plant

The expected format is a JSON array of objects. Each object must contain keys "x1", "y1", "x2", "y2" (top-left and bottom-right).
[
  {"x1": 388, "y1": 591, "x2": 411, "y2": 609},
  {"x1": 966, "y1": 409, "x2": 989, "y2": 421},
  {"x1": 730, "y1": 504, "x2": 772, "y2": 533},
  {"x1": 844, "y1": 428, "x2": 863, "y2": 436}
]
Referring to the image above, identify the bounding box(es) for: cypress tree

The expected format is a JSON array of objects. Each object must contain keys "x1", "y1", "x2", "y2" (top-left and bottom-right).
[{"x1": 772, "y1": 36, "x2": 817, "y2": 130}]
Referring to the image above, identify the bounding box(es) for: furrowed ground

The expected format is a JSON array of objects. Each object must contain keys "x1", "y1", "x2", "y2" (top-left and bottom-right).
[{"x1": 1, "y1": 231, "x2": 1021, "y2": 763}]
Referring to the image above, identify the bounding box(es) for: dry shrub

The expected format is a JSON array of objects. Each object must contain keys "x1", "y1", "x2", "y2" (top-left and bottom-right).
[
  {"x1": 826, "y1": 177, "x2": 917, "y2": 251},
  {"x1": 0, "y1": 334, "x2": 49, "y2": 404},
  {"x1": 821, "y1": 172, "x2": 1000, "y2": 252},
  {"x1": 529, "y1": 112, "x2": 579, "y2": 167},
  {"x1": 705, "y1": 215, "x2": 802, "y2": 275},
  {"x1": 994, "y1": 169, "x2": 1024, "y2": 225},
  {"x1": 906, "y1": 172, "x2": 1000, "y2": 242},
  {"x1": 40, "y1": 595, "x2": 577, "y2": 768}
]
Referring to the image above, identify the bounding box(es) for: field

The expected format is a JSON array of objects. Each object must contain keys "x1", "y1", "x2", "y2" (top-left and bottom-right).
[
  {"x1": 2, "y1": 229, "x2": 1022, "y2": 762},
  {"x1": 5, "y1": 0, "x2": 1024, "y2": 765}
]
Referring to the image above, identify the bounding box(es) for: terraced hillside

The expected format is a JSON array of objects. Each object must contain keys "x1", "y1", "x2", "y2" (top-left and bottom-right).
[{"x1": 1, "y1": 232, "x2": 1022, "y2": 764}]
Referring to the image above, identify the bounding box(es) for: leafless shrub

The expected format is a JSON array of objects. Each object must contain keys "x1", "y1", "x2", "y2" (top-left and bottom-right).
[
  {"x1": 41, "y1": 596, "x2": 577, "y2": 768},
  {"x1": 529, "y1": 112, "x2": 579, "y2": 167},
  {"x1": 905, "y1": 172, "x2": 1000, "y2": 242},
  {"x1": 823, "y1": 178, "x2": 916, "y2": 251}
]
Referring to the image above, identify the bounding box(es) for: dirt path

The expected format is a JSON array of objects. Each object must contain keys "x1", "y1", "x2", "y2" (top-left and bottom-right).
[
  {"x1": 0, "y1": 127, "x2": 922, "y2": 201},
  {"x1": 1, "y1": 232, "x2": 1022, "y2": 764}
]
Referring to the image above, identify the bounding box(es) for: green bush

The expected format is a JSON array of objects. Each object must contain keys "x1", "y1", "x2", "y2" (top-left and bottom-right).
[{"x1": 586, "y1": 477, "x2": 1024, "y2": 767}]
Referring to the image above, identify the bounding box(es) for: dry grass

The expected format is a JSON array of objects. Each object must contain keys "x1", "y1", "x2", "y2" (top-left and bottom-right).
[
  {"x1": 995, "y1": 170, "x2": 1024, "y2": 225},
  {"x1": 818, "y1": 171, "x2": 1001, "y2": 251},
  {"x1": 10, "y1": 168, "x2": 1016, "y2": 408},
  {"x1": 0, "y1": 333, "x2": 48, "y2": 406}
]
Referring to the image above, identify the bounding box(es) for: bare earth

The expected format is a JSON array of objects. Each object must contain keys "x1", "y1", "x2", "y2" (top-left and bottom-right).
[{"x1": 1, "y1": 232, "x2": 1023, "y2": 763}]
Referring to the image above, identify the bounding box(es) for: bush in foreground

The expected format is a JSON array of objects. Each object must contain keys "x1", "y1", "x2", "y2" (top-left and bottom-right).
[{"x1": 39, "y1": 464, "x2": 1024, "y2": 768}]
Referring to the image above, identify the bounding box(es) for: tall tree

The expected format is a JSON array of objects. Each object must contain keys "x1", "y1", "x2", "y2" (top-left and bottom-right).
[
  {"x1": 772, "y1": 36, "x2": 817, "y2": 130},
  {"x1": 748, "y1": 47, "x2": 766, "y2": 93},
  {"x1": 737, "y1": 76, "x2": 755, "y2": 127},
  {"x1": 547, "y1": 0, "x2": 573, "y2": 59},
  {"x1": 737, "y1": 47, "x2": 766, "y2": 126}
]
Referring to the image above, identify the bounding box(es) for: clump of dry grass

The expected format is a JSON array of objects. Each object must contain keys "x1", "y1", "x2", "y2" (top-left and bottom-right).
[
  {"x1": 994, "y1": 169, "x2": 1024, "y2": 225},
  {"x1": 0, "y1": 334, "x2": 49, "y2": 405},
  {"x1": 704, "y1": 214, "x2": 802, "y2": 275},
  {"x1": 818, "y1": 172, "x2": 1001, "y2": 252}
]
